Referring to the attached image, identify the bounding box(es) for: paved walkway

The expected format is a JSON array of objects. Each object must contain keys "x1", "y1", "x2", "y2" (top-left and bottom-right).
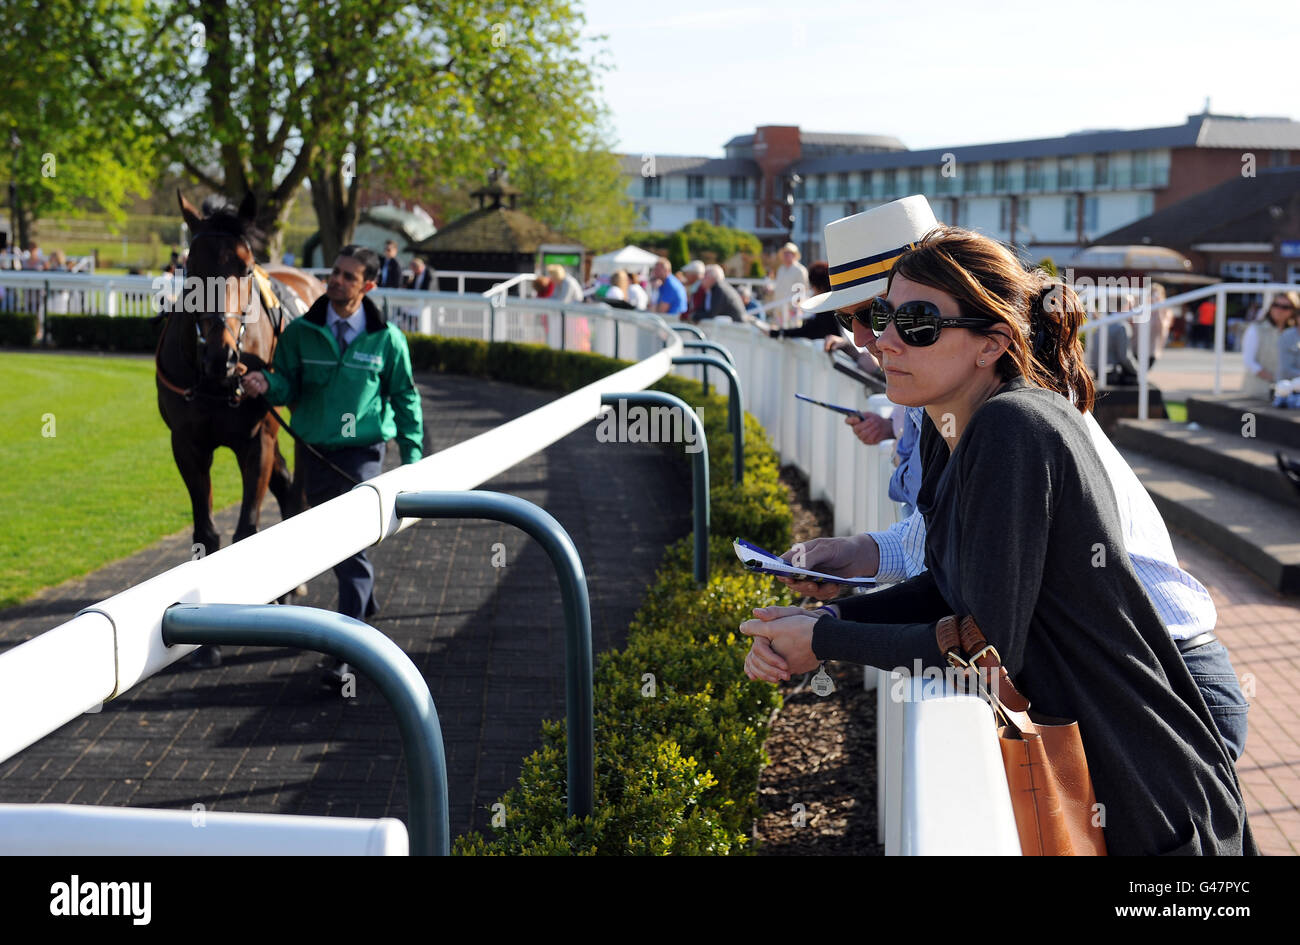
[
  {"x1": 0, "y1": 373, "x2": 691, "y2": 839},
  {"x1": 1170, "y1": 530, "x2": 1300, "y2": 855}
]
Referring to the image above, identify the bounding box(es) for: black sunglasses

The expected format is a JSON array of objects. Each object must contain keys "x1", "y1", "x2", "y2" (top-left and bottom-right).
[{"x1": 835, "y1": 297, "x2": 994, "y2": 347}]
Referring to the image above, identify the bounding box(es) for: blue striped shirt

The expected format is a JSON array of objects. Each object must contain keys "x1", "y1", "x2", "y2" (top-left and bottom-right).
[{"x1": 869, "y1": 407, "x2": 1216, "y2": 640}]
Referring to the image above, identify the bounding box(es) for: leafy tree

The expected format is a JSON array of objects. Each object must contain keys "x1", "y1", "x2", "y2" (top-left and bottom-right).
[
  {"x1": 45, "y1": 0, "x2": 623, "y2": 261},
  {"x1": 668, "y1": 231, "x2": 690, "y2": 272},
  {"x1": 1037, "y1": 257, "x2": 1059, "y2": 277},
  {"x1": 0, "y1": 2, "x2": 155, "y2": 249}
]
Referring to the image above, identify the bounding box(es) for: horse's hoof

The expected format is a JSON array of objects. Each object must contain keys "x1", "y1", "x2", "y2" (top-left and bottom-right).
[{"x1": 189, "y1": 645, "x2": 222, "y2": 668}]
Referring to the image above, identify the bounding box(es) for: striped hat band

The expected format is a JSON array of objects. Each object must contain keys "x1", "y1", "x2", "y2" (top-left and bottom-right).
[{"x1": 827, "y1": 243, "x2": 916, "y2": 290}]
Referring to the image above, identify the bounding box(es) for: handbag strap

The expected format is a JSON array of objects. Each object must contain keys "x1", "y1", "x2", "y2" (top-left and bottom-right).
[{"x1": 935, "y1": 615, "x2": 1032, "y2": 717}]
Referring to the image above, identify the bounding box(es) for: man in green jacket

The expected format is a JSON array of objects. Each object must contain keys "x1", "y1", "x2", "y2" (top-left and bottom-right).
[{"x1": 243, "y1": 245, "x2": 423, "y2": 683}]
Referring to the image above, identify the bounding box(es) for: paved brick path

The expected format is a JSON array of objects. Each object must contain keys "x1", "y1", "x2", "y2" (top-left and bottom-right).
[
  {"x1": 1170, "y1": 530, "x2": 1300, "y2": 855},
  {"x1": 0, "y1": 374, "x2": 690, "y2": 840}
]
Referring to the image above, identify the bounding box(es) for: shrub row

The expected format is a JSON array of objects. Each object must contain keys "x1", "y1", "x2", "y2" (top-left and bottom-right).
[
  {"x1": 0, "y1": 313, "x2": 38, "y2": 347},
  {"x1": 405, "y1": 334, "x2": 796, "y2": 854}
]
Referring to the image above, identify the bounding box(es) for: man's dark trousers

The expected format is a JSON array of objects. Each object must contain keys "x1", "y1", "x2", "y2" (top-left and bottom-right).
[{"x1": 301, "y1": 441, "x2": 386, "y2": 620}]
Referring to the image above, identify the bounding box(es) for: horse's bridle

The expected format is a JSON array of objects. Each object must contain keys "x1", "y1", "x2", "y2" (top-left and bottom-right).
[{"x1": 158, "y1": 230, "x2": 260, "y2": 406}]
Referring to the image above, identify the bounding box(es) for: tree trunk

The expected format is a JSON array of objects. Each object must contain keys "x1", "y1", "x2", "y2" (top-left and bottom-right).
[{"x1": 309, "y1": 150, "x2": 361, "y2": 267}]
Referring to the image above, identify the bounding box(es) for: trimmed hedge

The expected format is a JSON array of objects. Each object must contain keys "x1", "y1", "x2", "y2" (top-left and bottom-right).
[
  {"x1": 46, "y1": 315, "x2": 162, "y2": 352},
  {"x1": 403, "y1": 334, "x2": 797, "y2": 854},
  {"x1": 0, "y1": 313, "x2": 38, "y2": 347}
]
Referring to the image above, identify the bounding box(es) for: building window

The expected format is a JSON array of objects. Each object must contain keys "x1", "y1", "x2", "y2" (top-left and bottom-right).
[
  {"x1": 1064, "y1": 196, "x2": 1075, "y2": 232},
  {"x1": 1271, "y1": 150, "x2": 1291, "y2": 167},
  {"x1": 955, "y1": 199, "x2": 968, "y2": 227},
  {"x1": 1133, "y1": 151, "x2": 1151, "y2": 186},
  {"x1": 642, "y1": 176, "x2": 661, "y2": 198},
  {"x1": 718, "y1": 205, "x2": 737, "y2": 227},
  {"x1": 813, "y1": 176, "x2": 826, "y2": 199},
  {"x1": 1059, "y1": 158, "x2": 1074, "y2": 189},
  {"x1": 1025, "y1": 159, "x2": 1042, "y2": 191},
  {"x1": 1220, "y1": 261, "x2": 1272, "y2": 282},
  {"x1": 859, "y1": 171, "x2": 872, "y2": 198},
  {"x1": 907, "y1": 167, "x2": 923, "y2": 194},
  {"x1": 882, "y1": 169, "x2": 897, "y2": 196},
  {"x1": 1137, "y1": 192, "x2": 1154, "y2": 218},
  {"x1": 729, "y1": 176, "x2": 749, "y2": 200},
  {"x1": 687, "y1": 176, "x2": 704, "y2": 199},
  {"x1": 1084, "y1": 196, "x2": 1099, "y2": 232},
  {"x1": 695, "y1": 205, "x2": 711, "y2": 220},
  {"x1": 836, "y1": 172, "x2": 849, "y2": 199},
  {"x1": 993, "y1": 162, "x2": 1009, "y2": 192},
  {"x1": 805, "y1": 205, "x2": 820, "y2": 234},
  {"x1": 1093, "y1": 154, "x2": 1109, "y2": 188},
  {"x1": 635, "y1": 202, "x2": 650, "y2": 226},
  {"x1": 998, "y1": 198, "x2": 1011, "y2": 231}
]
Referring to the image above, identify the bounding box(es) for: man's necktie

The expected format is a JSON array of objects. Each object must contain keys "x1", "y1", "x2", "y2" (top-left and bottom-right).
[{"x1": 334, "y1": 319, "x2": 350, "y2": 354}]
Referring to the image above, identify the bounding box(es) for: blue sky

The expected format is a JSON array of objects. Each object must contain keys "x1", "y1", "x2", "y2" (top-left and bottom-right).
[{"x1": 579, "y1": 0, "x2": 1300, "y2": 156}]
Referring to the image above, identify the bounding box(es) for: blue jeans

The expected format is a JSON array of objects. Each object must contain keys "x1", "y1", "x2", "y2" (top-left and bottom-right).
[{"x1": 1181, "y1": 641, "x2": 1249, "y2": 761}]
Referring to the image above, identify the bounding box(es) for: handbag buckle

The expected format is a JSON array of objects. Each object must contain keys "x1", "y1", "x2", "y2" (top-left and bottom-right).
[{"x1": 967, "y1": 643, "x2": 1001, "y2": 667}]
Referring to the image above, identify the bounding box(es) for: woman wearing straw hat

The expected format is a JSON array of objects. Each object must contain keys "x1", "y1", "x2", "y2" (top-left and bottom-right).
[{"x1": 740, "y1": 203, "x2": 1255, "y2": 855}]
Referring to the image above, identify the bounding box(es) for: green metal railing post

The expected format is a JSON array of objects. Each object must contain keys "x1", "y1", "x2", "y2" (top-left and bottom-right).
[
  {"x1": 560, "y1": 309, "x2": 567, "y2": 351},
  {"x1": 672, "y1": 355, "x2": 744, "y2": 484},
  {"x1": 680, "y1": 340, "x2": 736, "y2": 398},
  {"x1": 393, "y1": 491, "x2": 594, "y2": 819},
  {"x1": 600, "y1": 392, "x2": 710, "y2": 585},
  {"x1": 670, "y1": 324, "x2": 708, "y2": 391},
  {"x1": 161, "y1": 603, "x2": 449, "y2": 856}
]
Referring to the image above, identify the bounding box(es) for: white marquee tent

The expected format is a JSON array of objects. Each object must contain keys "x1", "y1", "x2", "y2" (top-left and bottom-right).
[{"x1": 589, "y1": 245, "x2": 662, "y2": 279}]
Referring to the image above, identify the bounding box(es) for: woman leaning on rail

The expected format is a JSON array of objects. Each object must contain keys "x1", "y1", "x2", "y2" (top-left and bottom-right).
[{"x1": 741, "y1": 226, "x2": 1257, "y2": 856}]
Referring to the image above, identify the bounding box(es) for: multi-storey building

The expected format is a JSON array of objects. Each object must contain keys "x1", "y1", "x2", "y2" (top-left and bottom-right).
[{"x1": 622, "y1": 114, "x2": 1300, "y2": 267}]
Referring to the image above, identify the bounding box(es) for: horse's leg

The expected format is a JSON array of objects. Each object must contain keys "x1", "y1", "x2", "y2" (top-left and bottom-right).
[
  {"x1": 171, "y1": 430, "x2": 220, "y2": 558},
  {"x1": 231, "y1": 423, "x2": 275, "y2": 545},
  {"x1": 267, "y1": 438, "x2": 298, "y2": 520}
]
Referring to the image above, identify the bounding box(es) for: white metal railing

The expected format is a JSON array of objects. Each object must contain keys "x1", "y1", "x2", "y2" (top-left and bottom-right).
[
  {"x1": 1076, "y1": 281, "x2": 1300, "y2": 418},
  {"x1": 0, "y1": 300, "x2": 676, "y2": 854}
]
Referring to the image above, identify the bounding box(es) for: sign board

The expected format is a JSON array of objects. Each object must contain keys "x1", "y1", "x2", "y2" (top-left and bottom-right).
[
  {"x1": 537, "y1": 244, "x2": 584, "y2": 273},
  {"x1": 1280, "y1": 240, "x2": 1300, "y2": 259}
]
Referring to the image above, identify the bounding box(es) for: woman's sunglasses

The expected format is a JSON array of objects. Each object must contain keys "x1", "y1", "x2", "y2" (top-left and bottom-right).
[{"x1": 835, "y1": 297, "x2": 994, "y2": 347}]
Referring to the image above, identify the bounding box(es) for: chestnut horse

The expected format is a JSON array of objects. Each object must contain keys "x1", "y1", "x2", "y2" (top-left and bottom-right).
[{"x1": 156, "y1": 192, "x2": 324, "y2": 560}]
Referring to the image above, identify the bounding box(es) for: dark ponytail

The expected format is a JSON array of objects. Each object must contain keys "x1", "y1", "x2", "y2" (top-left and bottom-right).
[{"x1": 1028, "y1": 269, "x2": 1094, "y2": 414}]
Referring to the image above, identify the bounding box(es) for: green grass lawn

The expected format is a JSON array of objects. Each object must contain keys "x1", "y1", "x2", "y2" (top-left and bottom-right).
[{"x1": 0, "y1": 352, "x2": 288, "y2": 608}]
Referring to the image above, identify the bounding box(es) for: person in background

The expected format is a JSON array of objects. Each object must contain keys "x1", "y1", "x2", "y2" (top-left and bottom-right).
[
  {"x1": 407, "y1": 257, "x2": 433, "y2": 291},
  {"x1": 1193, "y1": 295, "x2": 1217, "y2": 348},
  {"x1": 626, "y1": 271, "x2": 649, "y2": 310},
  {"x1": 1086, "y1": 295, "x2": 1140, "y2": 386},
  {"x1": 1241, "y1": 290, "x2": 1299, "y2": 398},
  {"x1": 533, "y1": 275, "x2": 555, "y2": 299},
  {"x1": 688, "y1": 264, "x2": 745, "y2": 321},
  {"x1": 649, "y1": 257, "x2": 687, "y2": 317},
  {"x1": 768, "y1": 261, "x2": 839, "y2": 340},
  {"x1": 770, "y1": 241, "x2": 808, "y2": 331},
  {"x1": 377, "y1": 240, "x2": 403, "y2": 288},
  {"x1": 679, "y1": 260, "x2": 706, "y2": 312},
  {"x1": 1133, "y1": 282, "x2": 1173, "y2": 368},
  {"x1": 546, "y1": 264, "x2": 584, "y2": 303},
  {"x1": 739, "y1": 283, "x2": 762, "y2": 318}
]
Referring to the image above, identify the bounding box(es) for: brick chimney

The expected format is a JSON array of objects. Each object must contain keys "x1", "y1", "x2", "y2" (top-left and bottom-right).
[{"x1": 753, "y1": 125, "x2": 802, "y2": 234}]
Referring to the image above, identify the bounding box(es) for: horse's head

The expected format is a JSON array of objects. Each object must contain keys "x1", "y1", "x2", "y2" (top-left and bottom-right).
[{"x1": 177, "y1": 191, "x2": 264, "y2": 391}]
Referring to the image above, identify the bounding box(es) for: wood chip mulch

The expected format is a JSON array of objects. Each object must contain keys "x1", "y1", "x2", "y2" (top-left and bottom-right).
[{"x1": 751, "y1": 466, "x2": 883, "y2": 856}]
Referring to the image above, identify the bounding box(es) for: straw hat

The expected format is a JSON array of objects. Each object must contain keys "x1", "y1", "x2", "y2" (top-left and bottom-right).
[{"x1": 801, "y1": 195, "x2": 939, "y2": 313}]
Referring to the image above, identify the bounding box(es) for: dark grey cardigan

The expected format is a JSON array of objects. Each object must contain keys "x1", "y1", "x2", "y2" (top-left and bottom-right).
[{"x1": 812, "y1": 380, "x2": 1256, "y2": 855}]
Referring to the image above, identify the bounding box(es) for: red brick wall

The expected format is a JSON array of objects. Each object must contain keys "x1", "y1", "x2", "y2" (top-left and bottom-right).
[
  {"x1": 754, "y1": 126, "x2": 801, "y2": 235},
  {"x1": 1159, "y1": 148, "x2": 1256, "y2": 210}
]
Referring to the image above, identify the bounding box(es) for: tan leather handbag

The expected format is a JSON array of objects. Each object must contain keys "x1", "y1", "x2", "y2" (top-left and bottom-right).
[{"x1": 936, "y1": 615, "x2": 1107, "y2": 856}]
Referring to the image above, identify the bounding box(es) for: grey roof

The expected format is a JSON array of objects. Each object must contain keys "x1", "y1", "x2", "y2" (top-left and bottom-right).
[
  {"x1": 617, "y1": 154, "x2": 760, "y2": 177},
  {"x1": 1090, "y1": 166, "x2": 1300, "y2": 248},
  {"x1": 788, "y1": 114, "x2": 1300, "y2": 175}
]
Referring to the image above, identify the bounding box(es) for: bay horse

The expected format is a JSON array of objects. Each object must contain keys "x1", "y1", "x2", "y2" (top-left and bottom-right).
[{"x1": 156, "y1": 191, "x2": 324, "y2": 568}]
